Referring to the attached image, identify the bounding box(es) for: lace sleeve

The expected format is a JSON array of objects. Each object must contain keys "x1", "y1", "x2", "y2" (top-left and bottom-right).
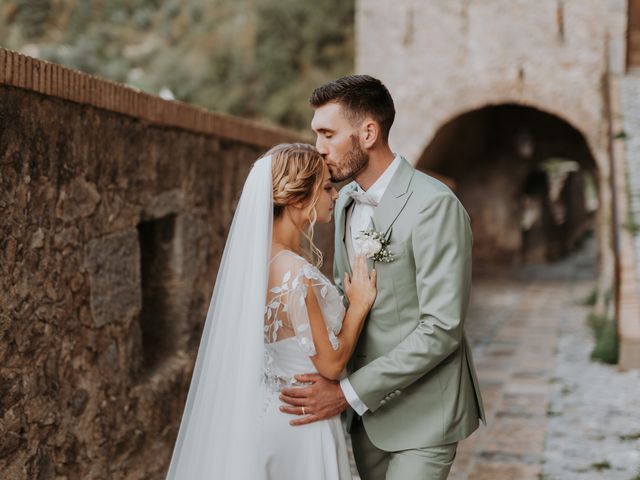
[{"x1": 265, "y1": 252, "x2": 345, "y2": 356}]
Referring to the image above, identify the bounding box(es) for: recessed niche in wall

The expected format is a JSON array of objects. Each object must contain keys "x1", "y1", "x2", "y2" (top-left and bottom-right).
[{"x1": 137, "y1": 213, "x2": 178, "y2": 375}]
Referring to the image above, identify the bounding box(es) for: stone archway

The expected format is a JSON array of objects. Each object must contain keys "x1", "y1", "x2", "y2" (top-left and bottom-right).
[{"x1": 416, "y1": 104, "x2": 599, "y2": 268}]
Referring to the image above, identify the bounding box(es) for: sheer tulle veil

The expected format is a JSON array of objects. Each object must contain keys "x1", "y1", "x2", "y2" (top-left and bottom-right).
[{"x1": 166, "y1": 155, "x2": 273, "y2": 479}]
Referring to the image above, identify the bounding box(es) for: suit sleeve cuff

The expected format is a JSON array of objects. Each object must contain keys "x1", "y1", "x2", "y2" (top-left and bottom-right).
[{"x1": 340, "y1": 377, "x2": 368, "y2": 416}]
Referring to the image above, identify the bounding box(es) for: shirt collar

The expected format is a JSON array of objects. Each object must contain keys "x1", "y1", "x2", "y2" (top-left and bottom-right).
[{"x1": 354, "y1": 154, "x2": 402, "y2": 203}]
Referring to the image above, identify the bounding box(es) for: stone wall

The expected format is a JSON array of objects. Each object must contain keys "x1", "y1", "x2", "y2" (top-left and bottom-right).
[
  {"x1": 617, "y1": 73, "x2": 640, "y2": 369},
  {"x1": 356, "y1": 0, "x2": 625, "y2": 164},
  {"x1": 0, "y1": 49, "x2": 307, "y2": 479}
]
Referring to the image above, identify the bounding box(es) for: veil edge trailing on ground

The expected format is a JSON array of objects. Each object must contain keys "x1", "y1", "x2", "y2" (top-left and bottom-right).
[{"x1": 166, "y1": 155, "x2": 273, "y2": 480}]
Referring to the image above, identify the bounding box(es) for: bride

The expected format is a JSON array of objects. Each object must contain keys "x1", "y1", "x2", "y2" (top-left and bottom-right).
[{"x1": 166, "y1": 143, "x2": 377, "y2": 479}]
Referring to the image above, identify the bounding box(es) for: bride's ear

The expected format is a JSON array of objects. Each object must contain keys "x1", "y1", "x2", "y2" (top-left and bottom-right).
[
  {"x1": 283, "y1": 203, "x2": 306, "y2": 223},
  {"x1": 291, "y1": 196, "x2": 314, "y2": 210}
]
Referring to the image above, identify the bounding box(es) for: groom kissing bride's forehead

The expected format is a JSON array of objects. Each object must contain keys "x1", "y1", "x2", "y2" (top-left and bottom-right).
[
  {"x1": 281, "y1": 75, "x2": 486, "y2": 480},
  {"x1": 166, "y1": 74, "x2": 485, "y2": 480}
]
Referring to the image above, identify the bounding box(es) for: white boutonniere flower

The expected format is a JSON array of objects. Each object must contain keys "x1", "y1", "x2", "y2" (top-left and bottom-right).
[{"x1": 355, "y1": 222, "x2": 394, "y2": 263}]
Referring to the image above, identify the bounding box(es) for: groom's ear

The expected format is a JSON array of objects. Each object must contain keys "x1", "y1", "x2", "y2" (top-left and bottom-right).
[{"x1": 360, "y1": 118, "x2": 379, "y2": 149}]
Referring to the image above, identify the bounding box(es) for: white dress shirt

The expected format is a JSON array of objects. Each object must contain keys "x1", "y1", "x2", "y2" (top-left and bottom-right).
[{"x1": 339, "y1": 154, "x2": 402, "y2": 416}]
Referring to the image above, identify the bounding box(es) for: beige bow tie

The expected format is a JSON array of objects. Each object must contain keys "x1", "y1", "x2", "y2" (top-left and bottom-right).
[{"x1": 346, "y1": 189, "x2": 378, "y2": 207}]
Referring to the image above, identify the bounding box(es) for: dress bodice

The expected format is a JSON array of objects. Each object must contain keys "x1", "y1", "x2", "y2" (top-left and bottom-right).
[{"x1": 263, "y1": 250, "x2": 346, "y2": 391}]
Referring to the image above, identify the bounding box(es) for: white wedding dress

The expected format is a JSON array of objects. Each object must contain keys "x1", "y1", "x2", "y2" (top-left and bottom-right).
[
  {"x1": 261, "y1": 250, "x2": 353, "y2": 480},
  {"x1": 167, "y1": 156, "x2": 354, "y2": 479}
]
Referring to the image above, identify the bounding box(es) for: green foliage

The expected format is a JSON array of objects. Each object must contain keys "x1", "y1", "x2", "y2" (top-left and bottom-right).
[
  {"x1": 614, "y1": 129, "x2": 627, "y2": 140},
  {"x1": 623, "y1": 219, "x2": 640, "y2": 236},
  {"x1": 0, "y1": 0, "x2": 354, "y2": 131},
  {"x1": 590, "y1": 461, "x2": 611, "y2": 471},
  {"x1": 587, "y1": 313, "x2": 619, "y2": 364},
  {"x1": 13, "y1": 0, "x2": 52, "y2": 38},
  {"x1": 581, "y1": 288, "x2": 597, "y2": 306}
]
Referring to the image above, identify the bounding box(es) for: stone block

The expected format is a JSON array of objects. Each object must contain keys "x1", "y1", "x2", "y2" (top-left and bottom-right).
[
  {"x1": 482, "y1": 418, "x2": 546, "y2": 456},
  {"x1": 620, "y1": 335, "x2": 640, "y2": 370},
  {"x1": 141, "y1": 190, "x2": 185, "y2": 221},
  {"x1": 468, "y1": 461, "x2": 541, "y2": 480},
  {"x1": 85, "y1": 230, "x2": 141, "y2": 328},
  {"x1": 55, "y1": 177, "x2": 101, "y2": 222}
]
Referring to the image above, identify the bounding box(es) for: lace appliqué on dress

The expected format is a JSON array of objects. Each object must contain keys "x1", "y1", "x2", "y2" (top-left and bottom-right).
[
  {"x1": 263, "y1": 252, "x2": 346, "y2": 394},
  {"x1": 264, "y1": 255, "x2": 344, "y2": 354}
]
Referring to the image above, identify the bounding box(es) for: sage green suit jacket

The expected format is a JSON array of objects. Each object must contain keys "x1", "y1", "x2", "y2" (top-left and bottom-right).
[{"x1": 334, "y1": 157, "x2": 486, "y2": 452}]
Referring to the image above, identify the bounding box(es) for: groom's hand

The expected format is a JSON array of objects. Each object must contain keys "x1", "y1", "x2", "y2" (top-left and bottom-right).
[{"x1": 279, "y1": 373, "x2": 349, "y2": 426}]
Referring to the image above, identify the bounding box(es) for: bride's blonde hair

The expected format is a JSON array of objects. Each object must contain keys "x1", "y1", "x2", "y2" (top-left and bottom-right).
[{"x1": 264, "y1": 143, "x2": 326, "y2": 267}]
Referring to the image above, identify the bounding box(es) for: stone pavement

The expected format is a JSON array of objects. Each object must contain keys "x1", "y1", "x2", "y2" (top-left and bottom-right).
[
  {"x1": 453, "y1": 239, "x2": 640, "y2": 479},
  {"x1": 348, "y1": 238, "x2": 640, "y2": 479},
  {"x1": 449, "y1": 271, "x2": 563, "y2": 479},
  {"x1": 543, "y1": 296, "x2": 640, "y2": 479}
]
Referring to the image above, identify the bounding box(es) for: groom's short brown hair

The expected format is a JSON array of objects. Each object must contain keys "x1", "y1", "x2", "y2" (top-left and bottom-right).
[{"x1": 309, "y1": 75, "x2": 395, "y2": 141}]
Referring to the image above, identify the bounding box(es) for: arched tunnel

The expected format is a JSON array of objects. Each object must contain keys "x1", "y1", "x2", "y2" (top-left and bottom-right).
[{"x1": 417, "y1": 104, "x2": 598, "y2": 270}]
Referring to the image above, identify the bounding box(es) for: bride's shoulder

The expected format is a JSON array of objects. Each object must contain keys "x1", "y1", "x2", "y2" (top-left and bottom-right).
[
  {"x1": 269, "y1": 249, "x2": 306, "y2": 267},
  {"x1": 269, "y1": 250, "x2": 328, "y2": 283},
  {"x1": 269, "y1": 249, "x2": 307, "y2": 277}
]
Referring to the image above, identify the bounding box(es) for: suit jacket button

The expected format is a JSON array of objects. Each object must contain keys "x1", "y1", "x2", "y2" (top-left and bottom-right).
[
  {"x1": 380, "y1": 400, "x2": 387, "y2": 406},
  {"x1": 395, "y1": 389, "x2": 401, "y2": 395}
]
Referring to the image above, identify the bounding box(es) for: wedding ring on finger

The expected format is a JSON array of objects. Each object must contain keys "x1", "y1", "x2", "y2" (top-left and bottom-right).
[{"x1": 301, "y1": 406, "x2": 306, "y2": 415}]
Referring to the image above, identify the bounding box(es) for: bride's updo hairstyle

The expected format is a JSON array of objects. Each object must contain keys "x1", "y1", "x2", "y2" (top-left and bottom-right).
[{"x1": 264, "y1": 143, "x2": 325, "y2": 267}]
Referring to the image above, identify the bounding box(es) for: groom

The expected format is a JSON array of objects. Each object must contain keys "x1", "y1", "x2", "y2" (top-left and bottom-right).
[{"x1": 280, "y1": 75, "x2": 485, "y2": 479}]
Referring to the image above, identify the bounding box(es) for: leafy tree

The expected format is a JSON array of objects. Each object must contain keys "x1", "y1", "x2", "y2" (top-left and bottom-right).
[{"x1": 0, "y1": 0, "x2": 354, "y2": 131}]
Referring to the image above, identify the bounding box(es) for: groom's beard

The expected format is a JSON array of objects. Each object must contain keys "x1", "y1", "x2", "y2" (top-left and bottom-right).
[{"x1": 330, "y1": 134, "x2": 369, "y2": 182}]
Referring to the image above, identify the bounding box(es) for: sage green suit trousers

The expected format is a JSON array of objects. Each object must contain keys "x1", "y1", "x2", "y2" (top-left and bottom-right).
[{"x1": 351, "y1": 419, "x2": 457, "y2": 480}]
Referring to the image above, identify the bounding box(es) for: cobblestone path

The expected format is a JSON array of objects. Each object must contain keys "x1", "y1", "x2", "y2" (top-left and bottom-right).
[
  {"x1": 451, "y1": 240, "x2": 640, "y2": 479},
  {"x1": 449, "y1": 270, "x2": 569, "y2": 479}
]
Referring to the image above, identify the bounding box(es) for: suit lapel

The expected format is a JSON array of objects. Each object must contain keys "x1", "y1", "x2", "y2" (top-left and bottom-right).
[
  {"x1": 371, "y1": 157, "x2": 415, "y2": 238},
  {"x1": 334, "y1": 184, "x2": 355, "y2": 276}
]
